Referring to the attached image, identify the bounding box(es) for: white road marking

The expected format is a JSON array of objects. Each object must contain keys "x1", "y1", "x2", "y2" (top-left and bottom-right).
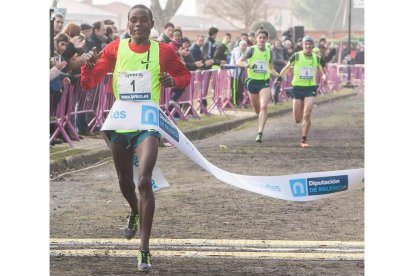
[{"x1": 50, "y1": 238, "x2": 364, "y2": 261}]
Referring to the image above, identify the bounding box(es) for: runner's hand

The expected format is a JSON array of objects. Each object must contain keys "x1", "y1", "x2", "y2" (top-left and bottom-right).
[
  {"x1": 159, "y1": 72, "x2": 175, "y2": 87},
  {"x1": 84, "y1": 47, "x2": 100, "y2": 70}
]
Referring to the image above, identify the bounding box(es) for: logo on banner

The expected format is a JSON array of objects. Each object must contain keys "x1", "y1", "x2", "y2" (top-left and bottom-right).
[
  {"x1": 290, "y1": 179, "x2": 307, "y2": 197},
  {"x1": 141, "y1": 105, "x2": 159, "y2": 125},
  {"x1": 290, "y1": 175, "x2": 348, "y2": 197},
  {"x1": 265, "y1": 184, "x2": 281, "y2": 192},
  {"x1": 141, "y1": 105, "x2": 179, "y2": 142},
  {"x1": 109, "y1": 110, "x2": 126, "y2": 119}
]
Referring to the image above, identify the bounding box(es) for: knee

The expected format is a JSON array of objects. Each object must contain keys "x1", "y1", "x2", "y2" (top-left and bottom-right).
[
  {"x1": 295, "y1": 118, "x2": 302, "y2": 124},
  {"x1": 137, "y1": 175, "x2": 152, "y2": 193},
  {"x1": 303, "y1": 112, "x2": 311, "y2": 121}
]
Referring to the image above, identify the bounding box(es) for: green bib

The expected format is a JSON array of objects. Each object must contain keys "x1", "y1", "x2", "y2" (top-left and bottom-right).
[
  {"x1": 112, "y1": 39, "x2": 161, "y2": 133},
  {"x1": 292, "y1": 51, "x2": 319, "y2": 87},
  {"x1": 113, "y1": 39, "x2": 161, "y2": 103},
  {"x1": 247, "y1": 46, "x2": 271, "y2": 80}
]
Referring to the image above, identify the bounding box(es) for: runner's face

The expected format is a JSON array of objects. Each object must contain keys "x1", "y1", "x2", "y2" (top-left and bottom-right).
[
  {"x1": 128, "y1": 8, "x2": 154, "y2": 42},
  {"x1": 257, "y1": 34, "x2": 267, "y2": 48},
  {"x1": 303, "y1": 41, "x2": 313, "y2": 54}
]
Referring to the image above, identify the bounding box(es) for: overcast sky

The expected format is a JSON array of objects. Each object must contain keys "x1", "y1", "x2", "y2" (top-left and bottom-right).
[{"x1": 88, "y1": 0, "x2": 197, "y2": 16}]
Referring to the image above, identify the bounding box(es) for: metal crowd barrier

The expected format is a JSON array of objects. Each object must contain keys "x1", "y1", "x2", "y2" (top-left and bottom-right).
[{"x1": 50, "y1": 64, "x2": 364, "y2": 146}]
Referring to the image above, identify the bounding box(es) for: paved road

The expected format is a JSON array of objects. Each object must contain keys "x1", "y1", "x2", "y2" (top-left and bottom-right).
[{"x1": 50, "y1": 94, "x2": 364, "y2": 275}]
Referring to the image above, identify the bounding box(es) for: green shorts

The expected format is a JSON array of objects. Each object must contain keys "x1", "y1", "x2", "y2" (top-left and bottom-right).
[
  {"x1": 292, "y1": 86, "x2": 317, "y2": 100},
  {"x1": 109, "y1": 130, "x2": 161, "y2": 149},
  {"x1": 245, "y1": 78, "x2": 270, "y2": 94}
]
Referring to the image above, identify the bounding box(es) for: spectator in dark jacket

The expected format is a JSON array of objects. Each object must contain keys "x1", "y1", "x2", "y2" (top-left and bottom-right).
[
  {"x1": 189, "y1": 34, "x2": 205, "y2": 65},
  {"x1": 271, "y1": 39, "x2": 286, "y2": 103},
  {"x1": 202, "y1": 27, "x2": 220, "y2": 69},
  {"x1": 86, "y1": 21, "x2": 107, "y2": 53},
  {"x1": 214, "y1": 33, "x2": 231, "y2": 67},
  {"x1": 158, "y1": 22, "x2": 174, "y2": 44}
]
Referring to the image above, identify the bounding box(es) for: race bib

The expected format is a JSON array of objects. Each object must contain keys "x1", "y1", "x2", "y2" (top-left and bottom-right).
[
  {"x1": 118, "y1": 70, "x2": 152, "y2": 101},
  {"x1": 299, "y1": 67, "x2": 314, "y2": 80},
  {"x1": 253, "y1": 60, "x2": 267, "y2": 74}
]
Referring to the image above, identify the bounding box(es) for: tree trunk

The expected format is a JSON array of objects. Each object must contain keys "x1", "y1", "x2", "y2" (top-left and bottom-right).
[{"x1": 151, "y1": 0, "x2": 183, "y2": 33}]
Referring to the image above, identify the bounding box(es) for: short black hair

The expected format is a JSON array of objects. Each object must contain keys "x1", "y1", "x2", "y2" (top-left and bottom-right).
[
  {"x1": 241, "y1": 33, "x2": 248, "y2": 37},
  {"x1": 93, "y1": 21, "x2": 103, "y2": 31},
  {"x1": 164, "y1": 22, "x2": 174, "y2": 29},
  {"x1": 128, "y1": 4, "x2": 153, "y2": 22},
  {"x1": 182, "y1": 37, "x2": 190, "y2": 44},
  {"x1": 173, "y1": 28, "x2": 182, "y2": 36},
  {"x1": 208, "y1": 27, "x2": 219, "y2": 36},
  {"x1": 225, "y1": 33, "x2": 231, "y2": 37},
  {"x1": 256, "y1": 28, "x2": 268, "y2": 38},
  {"x1": 104, "y1": 19, "x2": 115, "y2": 25}
]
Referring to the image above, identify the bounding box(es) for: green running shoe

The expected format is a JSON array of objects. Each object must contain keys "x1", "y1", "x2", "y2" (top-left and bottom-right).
[
  {"x1": 121, "y1": 213, "x2": 139, "y2": 240},
  {"x1": 137, "y1": 250, "x2": 152, "y2": 271}
]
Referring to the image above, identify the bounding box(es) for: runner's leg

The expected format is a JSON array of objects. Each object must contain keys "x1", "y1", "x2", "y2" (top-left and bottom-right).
[
  {"x1": 293, "y1": 99, "x2": 304, "y2": 123},
  {"x1": 302, "y1": 96, "x2": 315, "y2": 138},
  {"x1": 111, "y1": 143, "x2": 138, "y2": 214},
  {"x1": 258, "y1": 87, "x2": 271, "y2": 133},
  {"x1": 136, "y1": 136, "x2": 159, "y2": 252}
]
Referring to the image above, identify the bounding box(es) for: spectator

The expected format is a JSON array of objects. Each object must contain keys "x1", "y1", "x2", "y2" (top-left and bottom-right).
[
  {"x1": 189, "y1": 34, "x2": 205, "y2": 67},
  {"x1": 52, "y1": 12, "x2": 64, "y2": 36},
  {"x1": 202, "y1": 26, "x2": 220, "y2": 70},
  {"x1": 354, "y1": 43, "x2": 364, "y2": 64},
  {"x1": 201, "y1": 26, "x2": 220, "y2": 111},
  {"x1": 105, "y1": 26, "x2": 114, "y2": 43},
  {"x1": 168, "y1": 28, "x2": 182, "y2": 52},
  {"x1": 61, "y1": 23, "x2": 87, "y2": 74},
  {"x1": 247, "y1": 31, "x2": 256, "y2": 46},
  {"x1": 62, "y1": 23, "x2": 91, "y2": 137},
  {"x1": 86, "y1": 21, "x2": 107, "y2": 53},
  {"x1": 104, "y1": 19, "x2": 117, "y2": 33},
  {"x1": 158, "y1": 22, "x2": 174, "y2": 44},
  {"x1": 50, "y1": 59, "x2": 67, "y2": 81},
  {"x1": 120, "y1": 23, "x2": 131, "y2": 39},
  {"x1": 281, "y1": 27, "x2": 293, "y2": 42},
  {"x1": 150, "y1": 28, "x2": 159, "y2": 40},
  {"x1": 50, "y1": 34, "x2": 71, "y2": 114},
  {"x1": 317, "y1": 37, "x2": 336, "y2": 63},
  {"x1": 180, "y1": 37, "x2": 203, "y2": 71},
  {"x1": 283, "y1": 39, "x2": 294, "y2": 61},
  {"x1": 170, "y1": 37, "x2": 204, "y2": 114},
  {"x1": 81, "y1": 23, "x2": 93, "y2": 40},
  {"x1": 213, "y1": 33, "x2": 231, "y2": 68},
  {"x1": 229, "y1": 40, "x2": 248, "y2": 106},
  {"x1": 271, "y1": 38, "x2": 286, "y2": 104},
  {"x1": 294, "y1": 37, "x2": 303, "y2": 52}
]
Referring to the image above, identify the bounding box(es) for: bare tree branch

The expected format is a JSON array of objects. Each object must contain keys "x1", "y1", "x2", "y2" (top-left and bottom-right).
[
  {"x1": 151, "y1": 0, "x2": 183, "y2": 32},
  {"x1": 204, "y1": 0, "x2": 265, "y2": 32}
]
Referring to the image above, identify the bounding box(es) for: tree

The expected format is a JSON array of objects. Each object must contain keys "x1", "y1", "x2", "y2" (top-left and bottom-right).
[
  {"x1": 150, "y1": 0, "x2": 183, "y2": 33},
  {"x1": 291, "y1": 0, "x2": 364, "y2": 31},
  {"x1": 204, "y1": 0, "x2": 266, "y2": 32},
  {"x1": 251, "y1": 21, "x2": 277, "y2": 40}
]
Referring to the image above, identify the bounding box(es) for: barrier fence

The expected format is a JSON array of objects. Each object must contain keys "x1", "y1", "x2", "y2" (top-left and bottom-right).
[{"x1": 50, "y1": 64, "x2": 364, "y2": 146}]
